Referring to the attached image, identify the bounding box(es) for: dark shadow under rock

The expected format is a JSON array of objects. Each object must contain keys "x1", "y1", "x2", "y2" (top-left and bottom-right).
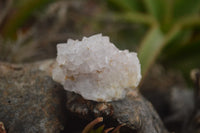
[
  {"x1": 66, "y1": 91, "x2": 168, "y2": 133},
  {"x1": 0, "y1": 61, "x2": 67, "y2": 133}
]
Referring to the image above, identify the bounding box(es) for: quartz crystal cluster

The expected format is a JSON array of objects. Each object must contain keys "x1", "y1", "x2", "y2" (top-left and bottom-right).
[{"x1": 52, "y1": 34, "x2": 141, "y2": 102}]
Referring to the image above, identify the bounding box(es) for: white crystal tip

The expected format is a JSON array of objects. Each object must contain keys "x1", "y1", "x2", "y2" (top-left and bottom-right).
[{"x1": 52, "y1": 34, "x2": 141, "y2": 102}]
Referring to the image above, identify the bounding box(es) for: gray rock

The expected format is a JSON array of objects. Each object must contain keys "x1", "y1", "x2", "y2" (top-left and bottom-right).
[
  {"x1": 0, "y1": 61, "x2": 66, "y2": 133},
  {"x1": 66, "y1": 91, "x2": 168, "y2": 133},
  {"x1": 0, "y1": 60, "x2": 168, "y2": 133}
]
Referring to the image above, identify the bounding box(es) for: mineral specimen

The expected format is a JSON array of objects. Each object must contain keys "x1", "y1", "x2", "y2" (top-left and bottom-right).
[{"x1": 52, "y1": 34, "x2": 141, "y2": 101}]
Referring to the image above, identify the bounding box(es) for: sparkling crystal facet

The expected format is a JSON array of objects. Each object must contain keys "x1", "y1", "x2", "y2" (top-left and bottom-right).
[{"x1": 52, "y1": 34, "x2": 141, "y2": 101}]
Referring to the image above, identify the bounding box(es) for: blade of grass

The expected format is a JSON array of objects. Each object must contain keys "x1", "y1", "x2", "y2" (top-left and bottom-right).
[
  {"x1": 138, "y1": 26, "x2": 164, "y2": 76},
  {"x1": 175, "y1": 15, "x2": 200, "y2": 29},
  {"x1": 163, "y1": 38, "x2": 200, "y2": 64},
  {"x1": 164, "y1": 43, "x2": 200, "y2": 84},
  {"x1": 173, "y1": 0, "x2": 200, "y2": 20},
  {"x1": 161, "y1": 15, "x2": 200, "y2": 58},
  {"x1": 143, "y1": 0, "x2": 167, "y2": 23},
  {"x1": 162, "y1": 0, "x2": 174, "y2": 32},
  {"x1": 0, "y1": 0, "x2": 13, "y2": 26},
  {"x1": 1, "y1": 0, "x2": 54, "y2": 39},
  {"x1": 138, "y1": 25, "x2": 180, "y2": 77},
  {"x1": 107, "y1": 0, "x2": 144, "y2": 12},
  {"x1": 115, "y1": 12, "x2": 156, "y2": 25},
  {"x1": 163, "y1": 31, "x2": 193, "y2": 57}
]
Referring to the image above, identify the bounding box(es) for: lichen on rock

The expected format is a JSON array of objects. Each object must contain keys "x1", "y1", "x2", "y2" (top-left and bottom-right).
[{"x1": 52, "y1": 34, "x2": 141, "y2": 102}]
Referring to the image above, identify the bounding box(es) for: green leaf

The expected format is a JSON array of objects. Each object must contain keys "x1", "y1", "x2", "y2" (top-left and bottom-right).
[
  {"x1": 107, "y1": 0, "x2": 144, "y2": 12},
  {"x1": 138, "y1": 26, "x2": 164, "y2": 76},
  {"x1": 164, "y1": 39, "x2": 200, "y2": 84},
  {"x1": 173, "y1": 0, "x2": 200, "y2": 20},
  {"x1": 116, "y1": 12, "x2": 155, "y2": 25},
  {"x1": 138, "y1": 24, "x2": 181, "y2": 77},
  {"x1": 163, "y1": 37, "x2": 200, "y2": 65},
  {"x1": 1, "y1": 0, "x2": 54, "y2": 39},
  {"x1": 143, "y1": 0, "x2": 167, "y2": 23},
  {"x1": 175, "y1": 15, "x2": 200, "y2": 29},
  {"x1": 88, "y1": 125, "x2": 104, "y2": 133}
]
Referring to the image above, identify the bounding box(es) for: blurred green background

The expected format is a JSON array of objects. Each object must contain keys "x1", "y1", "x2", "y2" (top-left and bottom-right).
[{"x1": 0, "y1": 0, "x2": 200, "y2": 83}]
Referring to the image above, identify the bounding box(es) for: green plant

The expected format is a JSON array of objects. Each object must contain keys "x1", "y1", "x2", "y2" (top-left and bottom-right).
[
  {"x1": 0, "y1": 0, "x2": 55, "y2": 62},
  {"x1": 0, "y1": 0, "x2": 54, "y2": 40},
  {"x1": 107, "y1": 0, "x2": 200, "y2": 80}
]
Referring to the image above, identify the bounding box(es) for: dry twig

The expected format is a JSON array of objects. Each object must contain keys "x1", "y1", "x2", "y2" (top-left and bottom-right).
[
  {"x1": 111, "y1": 124, "x2": 125, "y2": 133},
  {"x1": 0, "y1": 122, "x2": 6, "y2": 133},
  {"x1": 82, "y1": 117, "x2": 103, "y2": 133},
  {"x1": 103, "y1": 127, "x2": 114, "y2": 133}
]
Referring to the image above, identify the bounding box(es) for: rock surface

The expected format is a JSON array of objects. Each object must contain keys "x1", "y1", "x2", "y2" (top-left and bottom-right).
[
  {"x1": 66, "y1": 91, "x2": 168, "y2": 133},
  {"x1": 0, "y1": 60, "x2": 168, "y2": 133},
  {"x1": 0, "y1": 61, "x2": 66, "y2": 133}
]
